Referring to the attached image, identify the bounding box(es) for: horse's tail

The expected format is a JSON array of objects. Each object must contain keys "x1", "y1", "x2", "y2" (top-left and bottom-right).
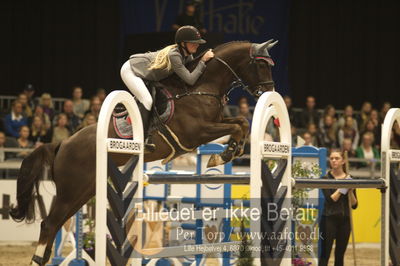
[{"x1": 9, "y1": 143, "x2": 59, "y2": 223}]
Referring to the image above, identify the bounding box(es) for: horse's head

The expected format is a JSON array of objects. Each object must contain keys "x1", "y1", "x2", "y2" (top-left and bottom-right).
[{"x1": 240, "y1": 39, "x2": 278, "y2": 97}]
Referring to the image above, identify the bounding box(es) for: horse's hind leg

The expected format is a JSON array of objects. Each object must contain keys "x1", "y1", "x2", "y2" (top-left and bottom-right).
[{"x1": 31, "y1": 194, "x2": 92, "y2": 265}]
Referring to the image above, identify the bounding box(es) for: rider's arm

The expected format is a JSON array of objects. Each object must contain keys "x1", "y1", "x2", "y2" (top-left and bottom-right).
[{"x1": 169, "y1": 52, "x2": 206, "y2": 86}]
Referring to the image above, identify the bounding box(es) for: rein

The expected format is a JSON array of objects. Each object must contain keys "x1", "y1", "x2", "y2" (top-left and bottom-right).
[{"x1": 170, "y1": 50, "x2": 275, "y2": 101}]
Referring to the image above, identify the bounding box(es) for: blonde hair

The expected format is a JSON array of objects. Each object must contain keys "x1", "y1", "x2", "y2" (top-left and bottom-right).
[
  {"x1": 148, "y1": 44, "x2": 178, "y2": 71},
  {"x1": 40, "y1": 93, "x2": 54, "y2": 108}
]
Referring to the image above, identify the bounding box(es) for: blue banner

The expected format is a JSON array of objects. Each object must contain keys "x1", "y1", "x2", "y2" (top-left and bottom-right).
[{"x1": 121, "y1": 0, "x2": 290, "y2": 103}]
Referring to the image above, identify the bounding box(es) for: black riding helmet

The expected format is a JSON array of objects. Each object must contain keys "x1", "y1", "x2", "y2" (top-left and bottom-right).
[{"x1": 175, "y1": 26, "x2": 206, "y2": 44}]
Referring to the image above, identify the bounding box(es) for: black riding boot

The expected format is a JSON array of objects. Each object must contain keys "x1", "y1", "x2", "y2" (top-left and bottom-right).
[{"x1": 137, "y1": 102, "x2": 156, "y2": 153}]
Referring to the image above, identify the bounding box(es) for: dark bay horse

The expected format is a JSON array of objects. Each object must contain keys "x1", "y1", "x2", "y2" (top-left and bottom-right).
[{"x1": 10, "y1": 40, "x2": 277, "y2": 265}]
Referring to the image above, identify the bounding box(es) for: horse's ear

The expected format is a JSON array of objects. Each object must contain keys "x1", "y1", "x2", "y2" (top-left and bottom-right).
[
  {"x1": 267, "y1": 40, "x2": 278, "y2": 50},
  {"x1": 252, "y1": 39, "x2": 279, "y2": 56}
]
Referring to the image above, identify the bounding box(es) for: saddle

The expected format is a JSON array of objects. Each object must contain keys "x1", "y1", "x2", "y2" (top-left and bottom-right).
[{"x1": 112, "y1": 82, "x2": 194, "y2": 163}]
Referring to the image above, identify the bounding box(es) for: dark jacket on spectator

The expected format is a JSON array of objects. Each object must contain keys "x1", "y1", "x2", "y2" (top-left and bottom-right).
[
  {"x1": 4, "y1": 114, "x2": 28, "y2": 138},
  {"x1": 299, "y1": 109, "x2": 320, "y2": 128}
]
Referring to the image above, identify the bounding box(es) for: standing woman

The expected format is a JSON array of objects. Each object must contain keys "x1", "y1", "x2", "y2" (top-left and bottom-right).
[
  {"x1": 319, "y1": 150, "x2": 358, "y2": 266},
  {"x1": 120, "y1": 25, "x2": 214, "y2": 151}
]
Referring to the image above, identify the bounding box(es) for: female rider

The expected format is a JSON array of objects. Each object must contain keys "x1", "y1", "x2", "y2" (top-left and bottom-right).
[{"x1": 120, "y1": 26, "x2": 214, "y2": 151}]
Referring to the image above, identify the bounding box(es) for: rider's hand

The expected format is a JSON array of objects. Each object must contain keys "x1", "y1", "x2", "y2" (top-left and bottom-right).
[{"x1": 201, "y1": 50, "x2": 214, "y2": 62}]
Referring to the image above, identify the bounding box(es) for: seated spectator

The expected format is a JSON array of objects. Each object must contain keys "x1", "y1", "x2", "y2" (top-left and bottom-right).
[
  {"x1": 302, "y1": 132, "x2": 313, "y2": 146},
  {"x1": 283, "y1": 95, "x2": 298, "y2": 127},
  {"x1": 380, "y1": 102, "x2": 391, "y2": 122},
  {"x1": 238, "y1": 102, "x2": 252, "y2": 125},
  {"x1": 76, "y1": 113, "x2": 97, "y2": 132},
  {"x1": 360, "y1": 119, "x2": 379, "y2": 148},
  {"x1": 338, "y1": 116, "x2": 359, "y2": 151},
  {"x1": 392, "y1": 122, "x2": 400, "y2": 149},
  {"x1": 52, "y1": 113, "x2": 71, "y2": 143},
  {"x1": 30, "y1": 115, "x2": 52, "y2": 146},
  {"x1": 342, "y1": 138, "x2": 356, "y2": 158},
  {"x1": 319, "y1": 104, "x2": 338, "y2": 132},
  {"x1": 318, "y1": 115, "x2": 338, "y2": 149},
  {"x1": 4, "y1": 100, "x2": 28, "y2": 138},
  {"x1": 299, "y1": 96, "x2": 319, "y2": 128},
  {"x1": 32, "y1": 105, "x2": 51, "y2": 130},
  {"x1": 39, "y1": 93, "x2": 55, "y2": 120},
  {"x1": 23, "y1": 83, "x2": 37, "y2": 110},
  {"x1": 84, "y1": 96, "x2": 102, "y2": 119},
  {"x1": 53, "y1": 100, "x2": 81, "y2": 133},
  {"x1": 357, "y1": 101, "x2": 372, "y2": 131},
  {"x1": 17, "y1": 93, "x2": 33, "y2": 118},
  {"x1": 306, "y1": 123, "x2": 319, "y2": 146},
  {"x1": 96, "y1": 88, "x2": 107, "y2": 103},
  {"x1": 16, "y1": 126, "x2": 33, "y2": 159},
  {"x1": 72, "y1": 86, "x2": 90, "y2": 119},
  {"x1": 337, "y1": 105, "x2": 358, "y2": 130},
  {"x1": 356, "y1": 132, "x2": 380, "y2": 168}
]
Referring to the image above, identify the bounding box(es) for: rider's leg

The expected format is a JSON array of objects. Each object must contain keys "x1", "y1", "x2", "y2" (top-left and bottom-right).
[{"x1": 120, "y1": 61, "x2": 155, "y2": 152}]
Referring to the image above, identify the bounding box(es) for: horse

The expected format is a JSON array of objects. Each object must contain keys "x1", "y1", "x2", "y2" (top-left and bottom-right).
[{"x1": 9, "y1": 39, "x2": 278, "y2": 265}]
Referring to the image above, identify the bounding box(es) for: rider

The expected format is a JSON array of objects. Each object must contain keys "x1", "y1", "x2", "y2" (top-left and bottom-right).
[{"x1": 120, "y1": 25, "x2": 214, "y2": 152}]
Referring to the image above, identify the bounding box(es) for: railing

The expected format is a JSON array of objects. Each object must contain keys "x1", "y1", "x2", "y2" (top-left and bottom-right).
[{"x1": 0, "y1": 95, "x2": 70, "y2": 113}]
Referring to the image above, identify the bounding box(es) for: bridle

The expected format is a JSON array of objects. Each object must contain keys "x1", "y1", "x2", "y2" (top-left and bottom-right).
[{"x1": 214, "y1": 53, "x2": 275, "y2": 98}]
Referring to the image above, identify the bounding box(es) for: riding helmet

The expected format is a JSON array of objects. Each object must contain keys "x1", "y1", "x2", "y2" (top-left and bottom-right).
[{"x1": 175, "y1": 26, "x2": 206, "y2": 44}]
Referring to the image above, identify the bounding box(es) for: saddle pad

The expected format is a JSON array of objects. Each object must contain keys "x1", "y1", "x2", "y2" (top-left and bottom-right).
[{"x1": 112, "y1": 89, "x2": 174, "y2": 139}]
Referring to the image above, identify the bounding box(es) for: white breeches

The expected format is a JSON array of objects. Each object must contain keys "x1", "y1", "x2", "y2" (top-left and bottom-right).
[{"x1": 120, "y1": 60, "x2": 153, "y2": 111}]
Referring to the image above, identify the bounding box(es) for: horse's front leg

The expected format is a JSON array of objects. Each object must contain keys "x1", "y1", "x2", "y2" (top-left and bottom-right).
[
  {"x1": 220, "y1": 116, "x2": 250, "y2": 158},
  {"x1": 198, "y1": 122, "x2": 243, "y2": 167}
]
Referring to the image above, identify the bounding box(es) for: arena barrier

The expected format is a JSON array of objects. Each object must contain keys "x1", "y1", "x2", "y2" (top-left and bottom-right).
[{"x1": 94, "y1": 90, "x2": 394, "y2": 266}]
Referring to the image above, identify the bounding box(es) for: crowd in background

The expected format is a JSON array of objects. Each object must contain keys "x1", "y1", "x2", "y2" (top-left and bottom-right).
[
  {"x1": 0, "y1": 85, "x2": 106, "y2": 162},
  {"x1": 229, "y1": 95, "x2": 400, "y2": 168},
  {"x1": 1, "y1": 84, "x2": 400, "y2": 169}
]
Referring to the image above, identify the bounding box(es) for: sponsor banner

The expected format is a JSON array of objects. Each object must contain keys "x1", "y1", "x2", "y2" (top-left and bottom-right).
[
  {"x1": 390, "y1": 149, "x2": 400, "y2": 162},
  {"x1": 261, "y1": 141, "x2": 290, "y2": 157},
  {"x1": 107, "y1": 138, "x2": 142, "y2": 154}
]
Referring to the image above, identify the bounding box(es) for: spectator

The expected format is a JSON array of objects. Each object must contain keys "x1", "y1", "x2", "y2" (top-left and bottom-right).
[
  {"x1": 172, "y1": 3, "x2": 206, "y2": 34},
  {"x1": 39, "y1": 93, "x2": 55, "y2": 120},
  {"x1": 72, "y1": 86, "x2": 90, "y2": 119},
  {"x1": 4, "y1": 100, "x2": 28, "y2": 138},
  {"x1": 360, "y1": 119, "x2": 379, "y2": 148},
  {"x1": 54, "y1": 100, "x2": 81, "y2": 133},
  {"x1": 319, "y1": 104, "x2": 337, "y2": 130},
  {"x1": 337, "y1": 105, "x2": 358, "y2": 130},
  {"x1": 238, "y1": 102, "x2": 252, "y2": 125},
  {"x1": 84, "y1": 96, "x2": 102, "y2": 120},
  {"x1": 17, "y1": 93, "x2": 33, "y2": 118},
  {"x1": 30, "y1": 115, "x2": 52, "y2": 146},
  {"x1": 357, "y1": 101, "x2": 372, "y2": 131},
  {"x1": 318, "y1": 115, "x2": 338, "y2": 149},
  {"x1": 32, "y1": 105, "x2": 51, "y2": 130},
  {"x1": 299, "y1": 96, "x2": 319, "y2": 128},
  {"x1": 23, "y1": 83, "x2": 36, "y2": 110},
  {"x1": 52, "y1": 113, "x2": 71, "y2": 143},
  {"x1": 76, "y1": 113, "x2": 97, "y2": 131},
  {"x1": 342, "y1": 138, "x2": 356, "y2": 158},
  {"x1": 392, "y1": 122, "x2": 400, "y2": 149},
  {"x1": 283, "y1": 95, "x2": 298, "y2": 127},
  {"x1": 96, "y1": 88, "x2": 107, "y2": 103},
  {"x1": 356, "y1": 132, "x2": 380, "y2": 168},
  {"x1": 338, "y1": 116, "x2": 359, "y2": 151},
  {"x1": 302, "y1": 132, "x2": 313, "y2": 146},
  {"x1": 380, "y1": 102, "x2": 391, "y2": 122},
  {"x1": 306, "y1": 123, "x2": 319, "y2": 146},
  {"x1": 16, "y1": 126, "x2": 33, "y2": 159}
]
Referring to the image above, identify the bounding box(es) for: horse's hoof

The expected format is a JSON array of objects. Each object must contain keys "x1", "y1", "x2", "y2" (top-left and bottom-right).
[{"x1": 207, "y1": 154, "x2": 226, "y2": 167}]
